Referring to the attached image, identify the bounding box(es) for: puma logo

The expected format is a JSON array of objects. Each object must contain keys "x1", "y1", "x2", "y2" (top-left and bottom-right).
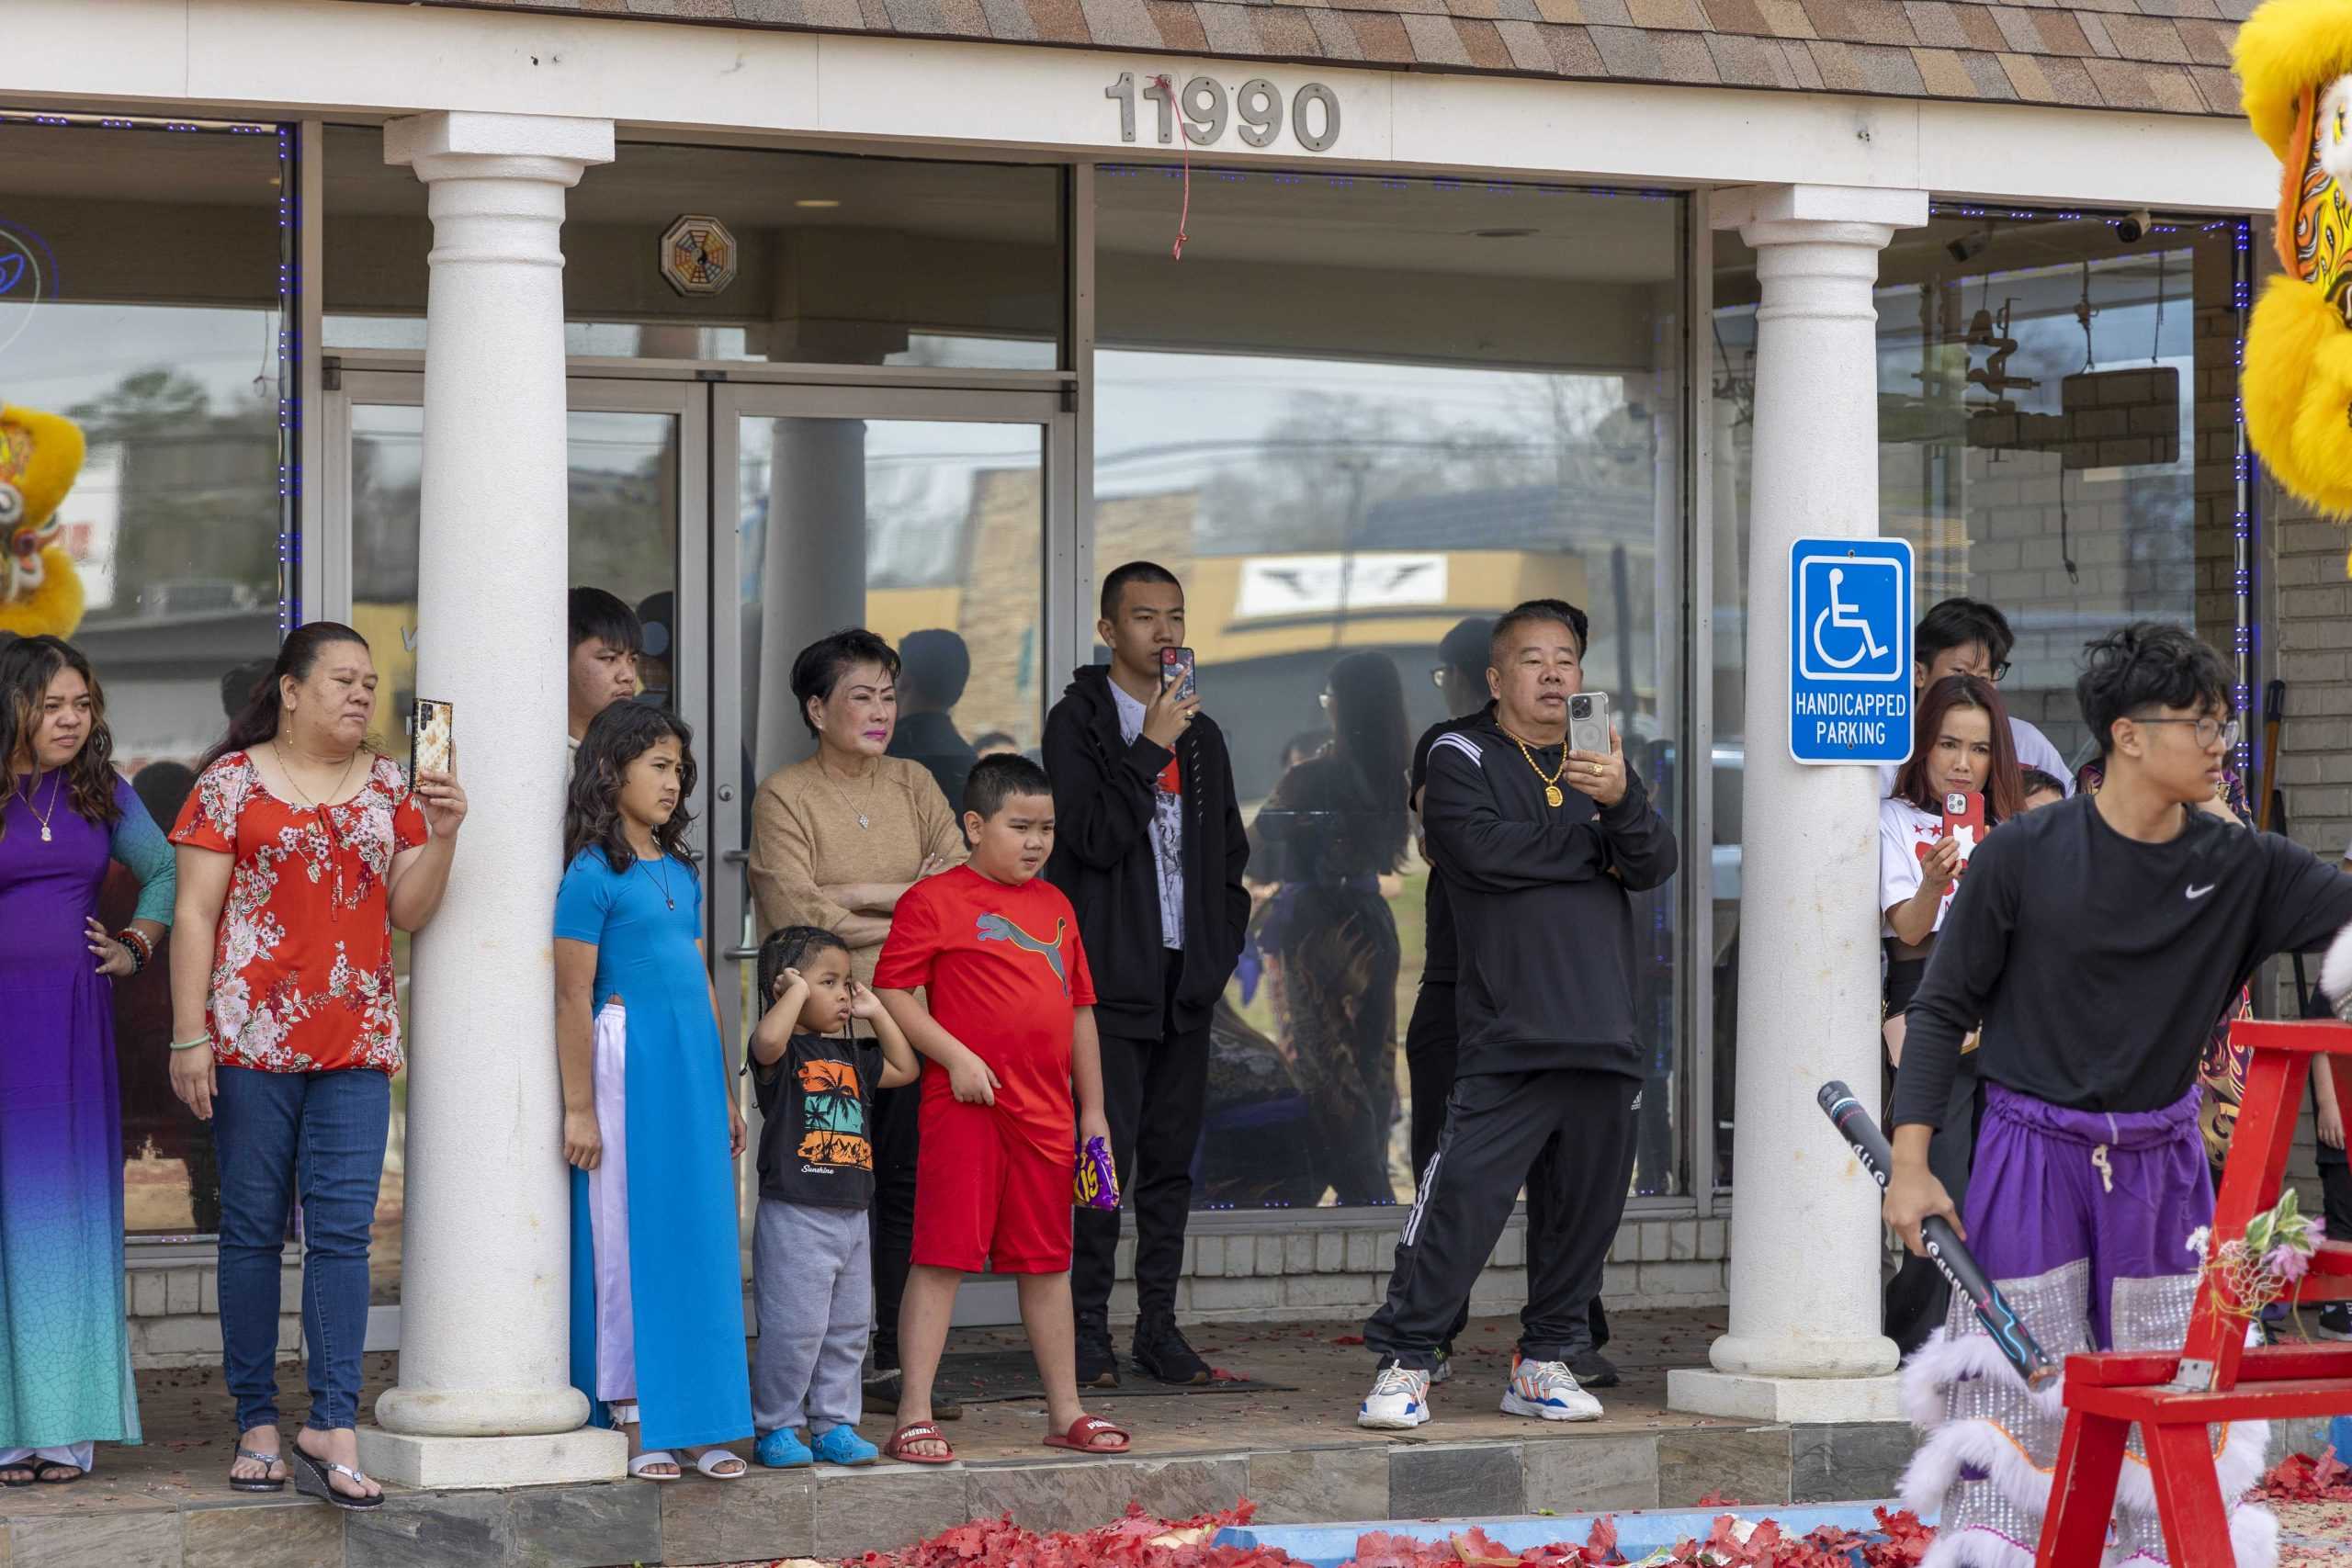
[{"x1": 974, "y1": 912, "x2": 1069, "y2": 995}]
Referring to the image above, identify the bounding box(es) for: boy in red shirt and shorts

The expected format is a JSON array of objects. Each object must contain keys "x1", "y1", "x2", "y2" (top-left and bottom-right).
[{"x1": 873, "y1": 754, "x2": 1131, "y2": 1462}]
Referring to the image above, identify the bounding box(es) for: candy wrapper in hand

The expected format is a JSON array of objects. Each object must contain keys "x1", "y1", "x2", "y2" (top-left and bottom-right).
[{"x1": 1074, "y1": 1134, "x2": 1120, "y2": 1211}]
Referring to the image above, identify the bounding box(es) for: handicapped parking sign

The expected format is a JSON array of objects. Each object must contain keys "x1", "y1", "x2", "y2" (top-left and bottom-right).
[{"x1": 1789, "y1": 536, "x2": 1913, "y2": 765}]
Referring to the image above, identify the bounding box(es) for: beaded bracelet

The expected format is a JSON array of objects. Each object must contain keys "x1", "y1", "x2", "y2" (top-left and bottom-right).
[{"x1": 116, "y1": 928, "x2": 153, "y2": 975}]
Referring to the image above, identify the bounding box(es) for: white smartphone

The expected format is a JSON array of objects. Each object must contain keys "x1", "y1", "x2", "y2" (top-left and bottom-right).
[{"x1": 1568, "y1": 691, "x2": 1611, "y2": 755}]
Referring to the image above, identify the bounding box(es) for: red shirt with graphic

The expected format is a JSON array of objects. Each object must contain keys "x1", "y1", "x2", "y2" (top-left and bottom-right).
[{"x1": 874, "y1": 864, "x2": 1096, "y2": 1154}]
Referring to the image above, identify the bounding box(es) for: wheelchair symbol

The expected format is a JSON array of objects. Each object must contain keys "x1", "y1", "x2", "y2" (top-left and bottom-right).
[
  {"x1": 1795, "y1": 554, "x2": 1903, "y2": 682},
  {"x1": 1810, "y1": 568, "x2": 1888, "y2": 671}
]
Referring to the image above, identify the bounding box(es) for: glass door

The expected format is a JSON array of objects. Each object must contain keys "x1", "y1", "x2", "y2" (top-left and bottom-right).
[
  {"x1": 321, "y1": 371, "x2": 707, "y2": 1337},
  {"x1": 710, "y1": 384, "x2": 1070, "y2": 1319}
]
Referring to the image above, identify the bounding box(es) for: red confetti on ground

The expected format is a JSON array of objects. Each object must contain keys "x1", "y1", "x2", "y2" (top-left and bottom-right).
[
  {"x1": 1329, "y1": 1336, "x2": 1365, "y2": 1347},
  {"x1": 840, "y1": 1501, "x2": 1935, "y2": 1568},
  {"x1": 2260, "y1": 1449, "x2": 2352, "y2": 1502},
  {"x1": 849, "y1": 1502, "x2": 1272, "y2": 1568},
  {"x1": 1694, "y1": 1492, "x2": 1739, "y2": 1507}
]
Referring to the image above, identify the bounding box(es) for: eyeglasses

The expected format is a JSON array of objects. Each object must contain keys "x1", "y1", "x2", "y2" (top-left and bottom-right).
[{"x1": 2135, "y1": 716, "x2": 2242, "y2": 750}]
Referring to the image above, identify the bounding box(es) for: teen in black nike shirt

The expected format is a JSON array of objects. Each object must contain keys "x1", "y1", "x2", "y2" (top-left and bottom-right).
[{"x1": 1884, "y1": 623, "x2": 2352, "y2": 1566}]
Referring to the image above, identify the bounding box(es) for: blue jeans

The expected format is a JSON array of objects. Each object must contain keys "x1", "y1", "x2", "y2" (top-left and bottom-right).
[{"x1": 214, "y1": 1066, "x2": 390, "y2": 1435}]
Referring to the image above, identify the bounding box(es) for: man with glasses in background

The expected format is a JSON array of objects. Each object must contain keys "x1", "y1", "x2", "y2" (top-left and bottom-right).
[{"x1": 1879, "y1": 597, "x2": 2072, "y2": 796}]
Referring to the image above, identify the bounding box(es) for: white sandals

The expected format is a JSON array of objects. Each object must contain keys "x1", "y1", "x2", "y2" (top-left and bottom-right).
[{"x1": 628, "y1": 1448, "x2": 745, "y2": 1482}]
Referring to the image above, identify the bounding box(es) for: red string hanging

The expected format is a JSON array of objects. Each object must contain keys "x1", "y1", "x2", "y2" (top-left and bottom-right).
[{"x1": 1150, "y1": 73, "x2": 1192, "y2": 261}]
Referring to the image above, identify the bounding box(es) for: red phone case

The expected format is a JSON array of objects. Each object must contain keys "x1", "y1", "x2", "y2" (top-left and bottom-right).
[{"x1": 1939, "y1": 791, "x2": 1986, "y2": 862}]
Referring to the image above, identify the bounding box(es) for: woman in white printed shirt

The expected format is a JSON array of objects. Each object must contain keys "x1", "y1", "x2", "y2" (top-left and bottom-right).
[{"x1": 1878, "y1": 672, "x2": 2025, "y2": 1354}]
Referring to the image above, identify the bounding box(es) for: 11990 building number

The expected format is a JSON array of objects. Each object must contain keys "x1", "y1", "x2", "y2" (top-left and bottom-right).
[{"x1": 1103, "y1": 72, "x2": 1340, "y2": 152}]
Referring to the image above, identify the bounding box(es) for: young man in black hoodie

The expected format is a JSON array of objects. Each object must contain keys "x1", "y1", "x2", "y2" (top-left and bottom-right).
[
  {"x1": 1360, "y1": 599, "x2": 1678, "y2": 1430},
  {"x1": 1044, "y1": 562, "x2": 1250, "y2": 1387}
]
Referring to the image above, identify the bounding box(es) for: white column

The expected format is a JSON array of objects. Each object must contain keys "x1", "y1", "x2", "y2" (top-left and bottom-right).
[
  {"x1": 1669, "y1": 184, "x2": 1927, "y2": 1427},
  {"x1": 360, "y1": 111, "x2": 626, "y2": 1490}
]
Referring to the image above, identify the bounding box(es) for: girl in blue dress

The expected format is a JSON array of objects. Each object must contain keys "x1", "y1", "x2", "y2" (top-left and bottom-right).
[{"x1": 556, "y1": 702, "x2": 750, "y2": 1480}]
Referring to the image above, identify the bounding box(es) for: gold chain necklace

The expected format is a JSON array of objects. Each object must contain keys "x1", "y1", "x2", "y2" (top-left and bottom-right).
[
  {"x1": 12, "y1": 768, "x2": 63, "y2": 842},
  {"x1": 1505, "y1": 728, "x2": 1568, "y2": 808},
  {"x1": 274, "y1": 741, "x2": 360, "y2": 908}
]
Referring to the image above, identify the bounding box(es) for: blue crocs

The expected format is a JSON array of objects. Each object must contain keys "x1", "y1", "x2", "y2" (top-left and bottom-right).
[
  {"x1": 809, "y1": 1425, "x2": 879, "y2": 1467},
  {"x1": 755, "y1": 1428, "x2": 814, "y2": 1469}
]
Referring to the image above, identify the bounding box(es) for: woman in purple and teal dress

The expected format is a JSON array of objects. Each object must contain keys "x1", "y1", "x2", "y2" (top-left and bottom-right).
[{"x1": 0, "y1": 636, "x2": 175, "y2": 1486}]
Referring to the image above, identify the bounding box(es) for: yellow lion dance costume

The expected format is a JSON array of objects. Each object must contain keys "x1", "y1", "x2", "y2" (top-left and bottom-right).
[{"x1": 0, "y1": 403, "x2": 87, "y2": 640}]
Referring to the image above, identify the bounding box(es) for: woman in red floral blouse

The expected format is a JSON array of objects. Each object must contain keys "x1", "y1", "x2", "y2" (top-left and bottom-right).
[{"x1": 167, "y1": 623, "x2": 466, "y2": 1510}]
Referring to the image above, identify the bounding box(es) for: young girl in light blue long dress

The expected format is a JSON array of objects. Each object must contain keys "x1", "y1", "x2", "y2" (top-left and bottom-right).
[{"x1": 555, "y1": 702, "x2": 750, "y2": 1481}]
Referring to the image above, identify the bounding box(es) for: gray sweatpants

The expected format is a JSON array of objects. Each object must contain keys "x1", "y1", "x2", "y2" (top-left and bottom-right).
[{"x1": 752, "y1": 1200, "x2": 872, "y2": 1435}]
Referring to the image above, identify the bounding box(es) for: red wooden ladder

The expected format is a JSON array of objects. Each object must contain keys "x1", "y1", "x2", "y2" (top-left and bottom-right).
[{"x1": 2038, "y1": 1018, "x2": 2352, "y2": 1566}]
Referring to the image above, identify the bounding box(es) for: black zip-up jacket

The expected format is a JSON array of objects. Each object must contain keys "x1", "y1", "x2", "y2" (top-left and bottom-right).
[
  {"x1": 1421, "y1": 711, "x2": 1679, "y2": 1078},
  {"x1": 1043, "y1": 665, "x2": 1250, "y2": 1038}
]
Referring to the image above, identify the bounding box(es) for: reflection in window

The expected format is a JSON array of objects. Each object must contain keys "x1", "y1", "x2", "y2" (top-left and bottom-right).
[
  {"x1": 1708, "y1": 210, "x2": 2249, "y2": 1187},
  {"x1": 1096, "y1": 168, "x2": 1687, "y2": 1206},
  {"x1": 0, "y1": 115, "x2": 291, "y2": 1238},
  {"x1": 325, "y1": 129, "x2": 1064, "y2": 370}
]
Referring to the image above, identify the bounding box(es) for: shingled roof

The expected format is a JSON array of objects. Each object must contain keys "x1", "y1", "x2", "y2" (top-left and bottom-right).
[{"x1": 344, "y1": 0, "x2": 2247, "y2": 116}]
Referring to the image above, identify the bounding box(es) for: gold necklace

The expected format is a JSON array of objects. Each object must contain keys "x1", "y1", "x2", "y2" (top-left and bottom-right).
[
  {"x1": 1505, "y1": 728, "x2": 1568, "y2": 808},
  {"x1": 274, "y1": 741, "x2": 361, "y2": 906},
  {"x1": 13, "y1": 768, "x2": 63, "y2": 842}
]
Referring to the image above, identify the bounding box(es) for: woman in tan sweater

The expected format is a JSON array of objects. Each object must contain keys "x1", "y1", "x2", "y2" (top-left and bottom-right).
[
  {"x1": 748, "y1": 631, "x2": 966, "y2": 976},
  {"x1": 748, "y1": 628, "x2": 966, "y2": 1414}
]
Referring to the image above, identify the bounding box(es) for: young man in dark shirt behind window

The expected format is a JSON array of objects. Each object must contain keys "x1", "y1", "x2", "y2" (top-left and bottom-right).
[{"x1": 1885, "y1": 623, "x2": 2352, "y2": 1567}]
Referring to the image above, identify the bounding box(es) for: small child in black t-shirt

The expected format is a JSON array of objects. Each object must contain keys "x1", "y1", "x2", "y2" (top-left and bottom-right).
[{"x1": 747, "y1": 926, "x2": 919, "y2": 1469}]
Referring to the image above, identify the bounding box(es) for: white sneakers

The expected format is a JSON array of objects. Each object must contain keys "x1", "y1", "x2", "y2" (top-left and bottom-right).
[
  {"x1": 1357, "y1": 1364, "x2": 1432, "y2": 1429},
  {"x1": 1499, "y1": 1352, "x2": 1605, "y2": 1422},
  {"x1": 1357, "y1": 1352, "x2": 1603, "y2": 1429}
]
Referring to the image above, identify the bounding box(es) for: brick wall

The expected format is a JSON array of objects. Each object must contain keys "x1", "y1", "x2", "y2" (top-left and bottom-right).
[
  {"x1": 1095, "y1": 1213, "x2": 1731, "y2": 1327},
  {"x1": 124, "y1": 1216, "x2": 1730, "y2": 1368}
]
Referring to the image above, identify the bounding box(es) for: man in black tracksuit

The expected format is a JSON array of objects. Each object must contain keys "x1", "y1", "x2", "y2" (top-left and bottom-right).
[
  {"x1": 1361, "y1": 598, "x2": 1677, "y2": 1429},
  {"x1": 1045, "y1": 561, "x2": 1250, "y2": 1387},
  {"x1": 1406, "y1": 618, "x2": 1624, "y2": 1390}
]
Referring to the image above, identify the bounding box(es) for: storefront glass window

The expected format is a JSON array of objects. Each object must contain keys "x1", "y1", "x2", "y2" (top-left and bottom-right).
[
  {"x1": 325, "y1": 129, "x2": 1064, "y2": 370},
  {"x1": 0, "y1": 115, "x2": 291, "y2": 1237},
  {"x1": 1709, "y1": 209, "x2": 2247, "y2": 1187},
  {"x1": 345, "y1": 393, "x2": 681, "y2": 1301},
  {"x1": 1095, "y1": 168, "x2": 1689, "y2": 1207}
]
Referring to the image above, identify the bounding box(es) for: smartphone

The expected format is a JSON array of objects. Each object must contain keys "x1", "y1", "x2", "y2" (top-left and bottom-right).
[
  {"x1": 1568, "y1": 691, "x2": 1611, "y2": 756},
  {"x1": 1159, "y1": 646, "x2": 1197, "y2": 704},
  {"x1": 411, "y1": 697, "x2": 454, "y2": 779},
  {"x1": 1939, "y1": 789, "x2": 1986, "y2": 863}
]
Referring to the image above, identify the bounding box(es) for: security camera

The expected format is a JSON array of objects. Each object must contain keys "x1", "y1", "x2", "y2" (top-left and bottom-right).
[{"x1": 2115, "y1": 209, "x2": 2154, "y2": 244}]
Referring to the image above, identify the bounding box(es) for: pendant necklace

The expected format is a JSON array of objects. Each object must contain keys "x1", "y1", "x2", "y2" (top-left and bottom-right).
[
  {"x1": 639, "y1": 852, "x2": 677, "y2": 910},
  {"x1": 820, "y1": 759, "x2": 878, "y2": 830},
  {"x1": 13, "y1": 769, "x2": 62, "y2": 842},
  {"x1": 275, "y1": 741, "x2": 360, "y2": 909},
  {"x1": 1507, "y1": 729, "x2": 1569, "y2": 808}
]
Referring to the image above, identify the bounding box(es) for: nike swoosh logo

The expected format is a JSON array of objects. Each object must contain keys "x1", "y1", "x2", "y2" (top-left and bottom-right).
[{"x1": 2186, "y1": 884, "x2": 2215, "y2": 900}]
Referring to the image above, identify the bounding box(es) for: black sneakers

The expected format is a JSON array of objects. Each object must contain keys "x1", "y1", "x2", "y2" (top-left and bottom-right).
[
  {"x1": 1569, "y1": 1348, "x2": 1622, "y2": 1389},
  {"x1": 862, "y1": 1370, "x2": 963, "y2": 1419},
  {"x1": 1077, "y1": 1319, "x2": 1121, "y2": 1389},
  {"x1": 1131, "y1": 1315, "x2": 1212, "y2": 1385},
  {"x1": 2321, "y1": 1303, "x2": 2352, "y2": 1341}
]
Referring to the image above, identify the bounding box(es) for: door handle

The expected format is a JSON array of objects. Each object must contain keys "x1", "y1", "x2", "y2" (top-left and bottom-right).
[
  {"x1": 722, "y1": 946, "x2": 761, "y2": 962},
  {"x1": 722, "y1": 850, "x2": 750, "y2": 865}
]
